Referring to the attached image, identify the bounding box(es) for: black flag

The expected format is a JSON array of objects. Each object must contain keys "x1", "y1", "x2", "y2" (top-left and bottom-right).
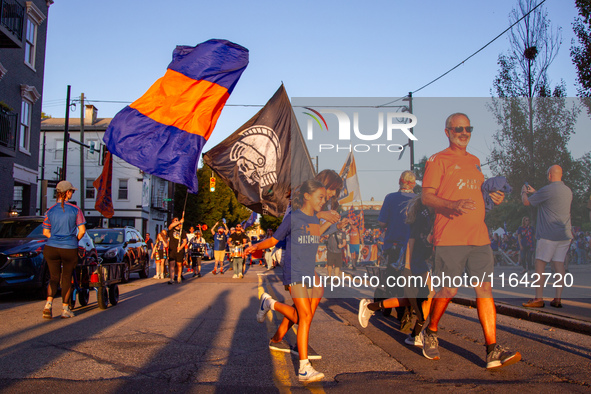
[{"x1": 203, "y1": 85, "x2": 315, "y2": 217}]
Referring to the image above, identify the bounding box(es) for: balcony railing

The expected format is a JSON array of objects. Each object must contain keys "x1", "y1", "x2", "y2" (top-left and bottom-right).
[
  {"x1": 0, "y1": 0, "x2": 24, "y2": 44},
  {"x1": 0, "y1": 108, "x2": 17, "y2": 149}
]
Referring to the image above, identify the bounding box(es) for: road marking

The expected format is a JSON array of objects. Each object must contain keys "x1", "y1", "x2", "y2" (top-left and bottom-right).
[{"x1": 258, "y1": 276, "x2": 292, "y2": 393}]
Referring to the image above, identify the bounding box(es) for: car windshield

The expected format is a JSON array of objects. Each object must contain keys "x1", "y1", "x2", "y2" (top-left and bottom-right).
[
  {"x1": 87, "y1": 229, "x2": 125, "y2": 245},
  {"x1": 0, "y1": 220, "x2": 45, "y2": 238}
]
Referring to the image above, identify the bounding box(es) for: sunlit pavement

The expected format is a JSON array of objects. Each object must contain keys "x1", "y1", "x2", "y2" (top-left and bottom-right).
[{"x1": 1, "y1": 260, "x2": 590, "y2": 392}]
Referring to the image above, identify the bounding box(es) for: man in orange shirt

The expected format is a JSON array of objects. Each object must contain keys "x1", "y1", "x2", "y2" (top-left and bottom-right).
[{"x1": 420, "y1": 113, "x2": 521, "y2": 369}]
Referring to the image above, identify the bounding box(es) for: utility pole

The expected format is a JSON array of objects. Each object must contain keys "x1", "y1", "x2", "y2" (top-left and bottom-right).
[
  {"x1": 61, "y1": 85, "x2": 71, "y2": 181},
  {"x1": 402, "y1": 92, "x2": 415, "y2": 171},
  {"x1": 79, "y1": 93, "x2": 85, "y2": 211}
]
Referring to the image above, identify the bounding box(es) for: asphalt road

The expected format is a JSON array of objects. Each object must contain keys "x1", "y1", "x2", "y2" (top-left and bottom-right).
[{"x1": 0, "y1": 260, "x2": 590, "y2": 393}]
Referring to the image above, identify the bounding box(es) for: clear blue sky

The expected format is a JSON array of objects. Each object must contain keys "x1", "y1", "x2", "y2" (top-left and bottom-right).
[{"x1": 41, "y1": 0, "x2": 589, "y2": 200}]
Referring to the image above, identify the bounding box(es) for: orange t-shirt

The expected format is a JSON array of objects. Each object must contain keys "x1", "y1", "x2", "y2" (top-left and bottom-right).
[
  {"x1": 422, "y1": 148, "x2": 489, "y2": 246},
  {"x1": 349, "y1": 226, "x2": 360, "y2": 245}
]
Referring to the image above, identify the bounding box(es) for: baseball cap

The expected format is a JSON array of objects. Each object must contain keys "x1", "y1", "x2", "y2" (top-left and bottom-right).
[
  {"x1": 56, "y1": 180, "x2": 77, "y2": 193},
  {"x1": 218, "y1": 226, "x2": 224, "y2": 230}
]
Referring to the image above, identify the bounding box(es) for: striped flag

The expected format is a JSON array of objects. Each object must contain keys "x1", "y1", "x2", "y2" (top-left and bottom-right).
[
  {"x1": 103, "y1": 39, "x2": 249, "y2": 193},
  {"x1": 338, "y1": 152, "x2": 361, "y2": 204},
  {"x1": 93, "y1": 151, "x2": 114, "y2": 218}
]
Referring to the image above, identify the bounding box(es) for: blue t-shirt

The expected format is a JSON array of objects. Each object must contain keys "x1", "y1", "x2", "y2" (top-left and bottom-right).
[
  {"x1": 378, "y1": 191, "x2": 415, "y2": 249},
  {"x1": 213, "y1": 232, "x2": 227, "y2": 251},
  {"x1": 273, "y1": 213, "x2": 291, "y2": 285},
  {"x1": 43, "y1": 202, "x2": 86, "y2": 249},
  {"x1": 290, "y1": 209, "x2": 321, "y2": 284}
]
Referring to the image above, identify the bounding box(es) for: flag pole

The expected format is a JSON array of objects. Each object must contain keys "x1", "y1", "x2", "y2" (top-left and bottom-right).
[{"x1": 180, "y1": 189, "x2": 189, "y2": 234}]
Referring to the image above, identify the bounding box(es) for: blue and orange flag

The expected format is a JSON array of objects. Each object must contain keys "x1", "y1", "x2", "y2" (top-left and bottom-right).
[
  {"x1": 93, "y1": 151, "x2": 114, "y2": 218},
  {"x1": 104, "y1": 39, "x2": 249, "y2": 193}
]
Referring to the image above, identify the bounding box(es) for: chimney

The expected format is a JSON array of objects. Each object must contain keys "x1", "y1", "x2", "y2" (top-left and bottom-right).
[{"x1": 84, "y1": 105, "x2": 98, "y2": 125}]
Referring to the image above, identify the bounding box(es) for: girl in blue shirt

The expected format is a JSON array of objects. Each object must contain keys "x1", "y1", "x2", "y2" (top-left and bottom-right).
[{"x1": 246, "y1": 179, "x2": 347, "y2": 383}]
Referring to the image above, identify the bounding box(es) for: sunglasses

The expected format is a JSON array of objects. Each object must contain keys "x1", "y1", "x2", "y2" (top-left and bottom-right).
[{"x1": 447, "y1": 126, "x2": 473, "y2": 134}]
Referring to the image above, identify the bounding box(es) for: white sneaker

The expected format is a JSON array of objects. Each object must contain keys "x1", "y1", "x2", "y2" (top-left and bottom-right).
[
  {"x1": 232, "y1": 274, "x2": 238, "y2": 278},
  {"x1": 239, "y1": 273, "x2": 244, "y2": 279},
  {"x1": 61, "y1": 306, "x2": 74, "y2": 319},
  {"x1": 405, "y1": 333, "x2": 423, "y2": 347},
  {"x1": 257, "y1": 293, "x2": 273, "y2": 323},
  {"x1": 298, "y1": 362, "x2": 324, "y2": 383},
  {"x1": 358, "y1": 298, "x2": 374, "y2": 328},
  {"x1": 153, "y1": 274, "x2": 159, "y2": 279}
]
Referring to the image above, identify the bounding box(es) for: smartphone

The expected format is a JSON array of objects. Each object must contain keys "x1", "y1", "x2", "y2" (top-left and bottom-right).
[{"x1": 524, "y1": 182, "x2": 529, "y2": 187}]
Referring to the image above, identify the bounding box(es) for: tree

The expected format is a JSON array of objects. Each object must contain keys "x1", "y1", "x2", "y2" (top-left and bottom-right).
[
  {"x1": 571, "y1": 0, "x2": 591, "y2": 116},
  {"x1": 173, "y1": 163, "x2": 251, "y2": 242},
  {"x1": 489, "y1": 0, "x2": 580, "y2": 193}
]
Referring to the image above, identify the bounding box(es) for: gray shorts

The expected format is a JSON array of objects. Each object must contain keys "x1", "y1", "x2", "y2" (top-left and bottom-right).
[{"x1": 433, "y1": 245, "x2": 494, "y2": 287}]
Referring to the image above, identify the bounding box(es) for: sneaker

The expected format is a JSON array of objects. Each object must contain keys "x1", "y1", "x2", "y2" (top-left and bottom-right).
[
  {"x1": 212, "y1": 269, "x2": 217, "y2": 275},
  {"x1": 168, "y1": 280, "x2": 175, "y2": 285},
  {"x1": 290, "y1": 345, "x2": 322, "y2": 360},
  {"x1": 550, "y1": 299, "x2": 562, "y2": 308},
  {"x1": 486, "y1": 344, "x2": 521, "y2": 369},
  {"x1": 61, "y1": 306, "x2": 74, "y2": 319},
  {"x1": 405, "y1": 334, "x2": 423, "y2": 347},
  {"x1": 220, "y1": 269, "x2": 224, "y2": 274},
  {"x1": 239, "y1": 273, "x2": 244, "y2": 279},
  {"x1": 298, "y1": 362, "x2": 324, "y2": 383},
  {"x1": 269, "y1": 339, "x2": 291, "y2": 353},
  {"x1": 153, "y1": 274, "x2": 159, "y2": 279},
  {"x1": 232, "y1": 274, "x2": 238, "y2": 278},
  {"x1": 257, "y1": 293, "x2": 273, "y2": 323},
  {"x1": 197, "y1": 273, "x2": 202, "y2": 278},
  {"x1": 421, "y1": 330, "x2": 440, "y2": 360},
  {"x1": 522, "y1": 299, "x2": 544, "y2": 308},
  {"x1": 42, "y1": 306, "x2": 52, "y2": 319},
  {"x1": 358, "y1": 298, "x2": 374, "y2": 328}
]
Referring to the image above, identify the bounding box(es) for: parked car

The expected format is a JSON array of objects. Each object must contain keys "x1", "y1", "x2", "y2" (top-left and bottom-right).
[
  {"x1": 0, "y1": 216, "x2": 99, "y2": 298},
  {"x1": 86, "y1": 227, "x2": 149, "y2": 282}
]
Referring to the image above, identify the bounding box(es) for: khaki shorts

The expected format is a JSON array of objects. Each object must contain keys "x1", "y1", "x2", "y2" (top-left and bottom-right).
[
  {"x1": 214, "y1": 250, "x2": 225, "y2": 261},
  {"x1": 433, "y1": 245, "x2": 494, "y2": 287},
  {"x1": 535, "y1": 238, "x2": 571, "y2": 263}
]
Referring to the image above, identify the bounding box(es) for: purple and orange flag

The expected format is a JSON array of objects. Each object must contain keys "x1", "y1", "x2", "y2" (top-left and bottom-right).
[
  {"x1": 103, "y1": 39, "x2": 249, "y2": 193},
  {"x1": 94, "y1": 151, "x2": 114, "y2": 218}
]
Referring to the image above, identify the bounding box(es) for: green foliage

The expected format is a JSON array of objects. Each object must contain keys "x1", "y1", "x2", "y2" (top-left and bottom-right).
[
  {"x1": 260, "y1": 214, "x2": 284, "y2": 231},
  {"x1": 414, "y1": 156, "x2": 428, "y2": 182},
  {"x1": 571, "y1": 0, "x2": 591, "y2": 116},
  {"x1": 488, "y1": 0, "x2": 591, "y2": 230},
  {"x1": 173, "y1": 164, "x2": 252, "y2": 243}
]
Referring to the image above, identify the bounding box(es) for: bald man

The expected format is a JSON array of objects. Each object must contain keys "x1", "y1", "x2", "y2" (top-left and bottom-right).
[{"x1": 521, "y1": 165, "x2": 573, "y2": 308}]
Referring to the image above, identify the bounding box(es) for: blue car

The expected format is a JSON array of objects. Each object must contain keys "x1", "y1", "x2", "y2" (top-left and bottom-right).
[{"x1": 0, "y1": 216, "x2": 98, "y2": 298}]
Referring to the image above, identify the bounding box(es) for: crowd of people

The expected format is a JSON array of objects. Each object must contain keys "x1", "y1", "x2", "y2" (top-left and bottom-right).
[{"x1": 40, "y1": 111, "x2": 588, "y2": 384}]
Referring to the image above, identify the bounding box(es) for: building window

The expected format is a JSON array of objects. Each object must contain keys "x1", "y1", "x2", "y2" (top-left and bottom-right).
[
  {"x1": 118, "y1": 179, "x2": 128, "y2": 200},
  {"x1": 86, "y1": 179, "x2": 95, "y2": 199},
  {"x1": 85, "y1": 139, "x2": 98, "y2": 160},
  {"x1": 13, "y1": 186, "x2": 24, "y2": 214},
  {"x1": 23, "y1": 1, "x2": 46, "y2": 70},
  {"x1": 19, "y1": 100, "x2": 31, "y2": 152},
  {"x1": 54, "y1": 139, "x2": 63, "y2": 161},
  {"x1": 24, "y1": 18, "x2": 37, "y2": 68}
]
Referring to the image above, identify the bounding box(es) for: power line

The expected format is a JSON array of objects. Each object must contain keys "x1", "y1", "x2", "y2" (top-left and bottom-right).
[{"x1": 379, "y1": 0, "x2": 548, "y2": 107}]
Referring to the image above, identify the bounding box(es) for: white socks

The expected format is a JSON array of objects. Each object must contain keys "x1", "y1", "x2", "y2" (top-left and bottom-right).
[
  {"x1": 299, "y1": 359, "x2": 310, "y2": 372},
  {"x1": 267, "y1": 298, "x2": 277, "y2": 311}
]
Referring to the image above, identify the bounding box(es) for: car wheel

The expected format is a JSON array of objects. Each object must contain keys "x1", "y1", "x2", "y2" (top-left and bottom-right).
[
  {"x1": 97, "y1": 286, "x2": 109, "y2": 309},
  {"x1": 78, "y1": 288, "x2": 90, "y2": 307},
  {"x1": 122, "y1": 261, "x2": 130, "y2": 283},
  {"x1": 109, "y1": 284, "x2": 119, "y2": 306},
  {"x1": 37, "y1": 264, "x2": 51, "y2": 300},
  {"x1": 139, "y1": 259, "x2": 149, "y2": 279}
]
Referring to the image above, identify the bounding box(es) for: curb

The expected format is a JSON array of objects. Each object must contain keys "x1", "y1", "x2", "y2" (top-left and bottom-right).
[{"x1": 453, "y1": 297, "x2": 591, "y2": 336}]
